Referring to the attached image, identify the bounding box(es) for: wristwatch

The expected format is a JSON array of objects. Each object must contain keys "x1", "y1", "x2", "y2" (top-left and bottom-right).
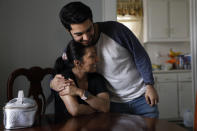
[{"x1": 81, "y1": 90, "x2": 89, "y2": 100}]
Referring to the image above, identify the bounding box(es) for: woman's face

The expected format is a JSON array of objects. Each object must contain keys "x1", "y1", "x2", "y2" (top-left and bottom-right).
[{"x1": 80, "y1": 46, "x2": 98, "y2": 73}]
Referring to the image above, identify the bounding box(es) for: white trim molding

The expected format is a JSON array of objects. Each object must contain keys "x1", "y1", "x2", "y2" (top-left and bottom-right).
[
  {"x1": 190, "y1": 0, "x2": 197, "y2": 110},
  {"x1": 102, "y1": 0, "x2": 117, "y2": 21}
]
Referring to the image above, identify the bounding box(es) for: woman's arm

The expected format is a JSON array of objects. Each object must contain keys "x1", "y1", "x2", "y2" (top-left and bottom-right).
[
  {"x1": 83, "y1": 74, "x2": 110, "y2": 112},
  {"x1": 60, "y1": 95, "x2": 96, "y2": 116},
  {"x1": 83, "y1": 92, "x2": 110, "y2": 113},
  {"x1": 59, "y1": 85, "x2": 110, "y2": 113},
  {"x1": 59, "y1": 77, "x2": 110, "y2": 113}
]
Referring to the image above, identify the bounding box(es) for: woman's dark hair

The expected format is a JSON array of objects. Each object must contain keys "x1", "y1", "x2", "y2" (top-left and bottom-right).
[
  {"x1": 66, "y1": 40, "x2": 88, "y2": 64},
  {"x1": 59, "y1": 1, "x2": 93, "y2": 31},
  {"x1": 54, "y1": 40, "x2": 91, "y2": 74}
]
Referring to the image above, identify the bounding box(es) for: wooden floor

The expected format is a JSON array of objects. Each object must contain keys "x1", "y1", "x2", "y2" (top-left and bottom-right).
[
  {"x1": 177, "y1": 124, "x2": 193, "y2": 131},
  {"x1": 168, "y1": 120, "x2": 193, "y2": 131}
]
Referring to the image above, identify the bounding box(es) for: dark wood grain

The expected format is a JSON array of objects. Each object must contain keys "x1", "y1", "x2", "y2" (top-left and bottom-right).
[{"x1": 1, "y1": 113, "x2": 188, "y2": 131}]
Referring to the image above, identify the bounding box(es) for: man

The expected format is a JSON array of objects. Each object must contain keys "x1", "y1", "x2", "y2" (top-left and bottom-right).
[{"x1": 51, "y1": 1, "x2": 159, "y2": 118}]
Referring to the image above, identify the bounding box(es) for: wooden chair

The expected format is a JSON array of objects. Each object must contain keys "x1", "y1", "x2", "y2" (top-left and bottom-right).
[
  {"x1": 7, "y1": 66, "x2": 54, "y2": 122},
  {"x1": 194, "y1": 92, "x2": 197, "y2": 131}
]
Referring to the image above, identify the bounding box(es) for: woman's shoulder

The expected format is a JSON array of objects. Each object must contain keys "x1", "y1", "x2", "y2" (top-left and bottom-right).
[
  {"x1": 61, "y1": 69, "x2": 75, "y2": 80},
  {"x1": 88, "y1": 72, "x2": 102, "y2": 77},
  {"x1": 88, "y1": 73, "x2": 108, "y2": 93},
  {"x1": 88, "y1": 73, "x2": 106, "y2": 81}
]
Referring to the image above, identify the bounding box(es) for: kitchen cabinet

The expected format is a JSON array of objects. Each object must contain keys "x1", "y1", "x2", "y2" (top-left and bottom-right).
[
  {"x1": 153, "y1": 70, "x2": 193, "y2": 120},
  {"x1": 143, "y1": 0, "x2": 190, "y2": 43},
  {"x1": 154, "y1": 73, "x2": 179, "y2": 119},
  {"x1": 178, "y1": 72, "x2": 193, "y2": 119}
]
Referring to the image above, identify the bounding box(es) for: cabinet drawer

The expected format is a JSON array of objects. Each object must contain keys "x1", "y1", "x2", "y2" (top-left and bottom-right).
[
  {"x1": 154, "y1": 74, "x2": 177, "y2": 82},
  {"x1": 178, "y1": 72, "x2": 192, "y2": 81}
]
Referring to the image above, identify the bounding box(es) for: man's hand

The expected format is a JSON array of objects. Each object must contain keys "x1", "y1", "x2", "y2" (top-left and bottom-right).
[
  {"x1": 50, "y1": 74, "x2": 70, "y2": 92},
  {"x1": 145, "y1": 85, "x2": 159, "y2": 106},
  {"x1": 59, "y1": 79, "x2": 83, "y2": 97}
]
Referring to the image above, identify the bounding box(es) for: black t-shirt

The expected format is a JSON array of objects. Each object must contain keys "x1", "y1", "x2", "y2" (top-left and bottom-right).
[{"x1": 53, "y1": 69, "x2": 108, "y2": 115}]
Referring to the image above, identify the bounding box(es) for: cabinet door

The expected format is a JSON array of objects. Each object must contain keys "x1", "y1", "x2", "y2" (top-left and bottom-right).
[
  {"x1": 148, "y1": 0, "x2": 168, "y2": 40},
  {"x1": 157, "y1": 82, "x2": 179, "y2": 119},
  {"x1": 143, "y1": 0, "x2": 190, "y2": 42},
  {"x1": 178, "y1": 72, "x2": 193, "y2": 118},
  {"x1": 169, "y1": 0, "x2": 189, "y2": 39},
  {"x1": 179, "y1": 82, "x2": 193, "y2": 118}
]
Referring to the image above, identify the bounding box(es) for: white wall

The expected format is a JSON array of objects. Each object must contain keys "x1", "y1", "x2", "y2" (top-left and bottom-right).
[
  {"x1": 0, "y1": 0, "x2": 103, "y2": 123},
  {"x1": 102, "y1": 0, "x2": 117, "y2": 21}
]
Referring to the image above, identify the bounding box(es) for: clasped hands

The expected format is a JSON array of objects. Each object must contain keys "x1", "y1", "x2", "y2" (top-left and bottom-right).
[{"x1": 50, "y1": 74, "x2": 78, "y2": 96}]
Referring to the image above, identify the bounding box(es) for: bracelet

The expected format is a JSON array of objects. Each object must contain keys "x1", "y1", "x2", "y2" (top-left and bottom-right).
[{"x1": 81, "y1": 90, "x2": 89, "y2": 100}]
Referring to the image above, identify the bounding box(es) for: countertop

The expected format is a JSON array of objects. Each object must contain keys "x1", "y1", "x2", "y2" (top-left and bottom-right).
[{"x1": 153, "y1": 69, "x2": 191, "y2": 74}]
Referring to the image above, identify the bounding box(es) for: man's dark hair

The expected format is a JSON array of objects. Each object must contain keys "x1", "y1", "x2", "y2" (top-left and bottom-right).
[{"x1": 59, "y1": 2, "x2": 93, "y2": 31}]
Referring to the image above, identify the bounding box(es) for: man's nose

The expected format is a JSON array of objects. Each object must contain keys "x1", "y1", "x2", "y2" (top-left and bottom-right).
[{"x1": 83, "y1": 33, "x2": 89, "y2": 41}]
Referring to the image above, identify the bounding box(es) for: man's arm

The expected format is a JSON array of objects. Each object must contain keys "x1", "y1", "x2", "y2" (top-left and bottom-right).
[{"x1": 50, "y1": 74, "x2": 70, "y2": 92}]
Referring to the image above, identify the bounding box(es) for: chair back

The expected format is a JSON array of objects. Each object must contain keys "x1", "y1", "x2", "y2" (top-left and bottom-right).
[{"x1": 7, "y1": 66, "x2": 54, "y2": 117}]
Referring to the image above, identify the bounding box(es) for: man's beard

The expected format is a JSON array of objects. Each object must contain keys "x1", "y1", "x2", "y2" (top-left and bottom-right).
[
  {"x1": 82, "y1": 39, "x2": 96, "y2": 46},
  {"x1": 70, "y1": 34, "x2": 96, "y2": 46}
]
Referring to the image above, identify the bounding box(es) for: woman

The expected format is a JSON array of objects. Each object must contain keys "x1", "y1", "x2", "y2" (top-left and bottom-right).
[{"x1": 51, "y1": 40, "x2": 110, "y2": 116}]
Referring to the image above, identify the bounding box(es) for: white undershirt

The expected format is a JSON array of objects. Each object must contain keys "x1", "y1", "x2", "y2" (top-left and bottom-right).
[{"x1": 96, "y1": 33, "x2": 146, "y2": 102}]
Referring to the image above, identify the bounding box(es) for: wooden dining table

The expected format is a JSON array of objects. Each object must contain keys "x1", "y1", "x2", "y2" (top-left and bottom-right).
[{"x1": 1, "y1": 112, "x2": 188, "y2": 131}]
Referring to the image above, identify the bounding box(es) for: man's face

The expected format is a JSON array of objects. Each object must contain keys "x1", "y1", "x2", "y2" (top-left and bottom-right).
[{"x1": 70, "y1": 19, "x2": 95, "y2": 46}]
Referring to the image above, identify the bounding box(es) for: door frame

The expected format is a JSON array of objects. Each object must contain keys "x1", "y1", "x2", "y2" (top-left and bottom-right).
[{"x1": 190, "y1": 0, "x2": 197, "y2": 110}]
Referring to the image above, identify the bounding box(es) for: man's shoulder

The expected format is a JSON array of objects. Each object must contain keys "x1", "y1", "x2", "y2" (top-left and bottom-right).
[
  {"x1": 96, "y1": 21, "x2": 122, "y2": 28},
  {"x1": 97, "y1": 21, "x2": 129, "y2": 35},
  {"x1": 97, "y1": 21, "x2": 119, "y2": 24}
]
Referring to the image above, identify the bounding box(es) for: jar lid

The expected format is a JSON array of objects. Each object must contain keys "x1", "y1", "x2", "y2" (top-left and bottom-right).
[{"x1": 5, "y1": 90, "x2": 37, "y2": 109}]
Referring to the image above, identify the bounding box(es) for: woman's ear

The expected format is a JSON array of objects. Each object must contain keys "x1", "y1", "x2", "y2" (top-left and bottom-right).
[
  {"x1": 74, "y1": 60, "x2": 81, "y2": 68},
  {"x1": 66, "y1": 28, "x2": 69, "y2": 32}
]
